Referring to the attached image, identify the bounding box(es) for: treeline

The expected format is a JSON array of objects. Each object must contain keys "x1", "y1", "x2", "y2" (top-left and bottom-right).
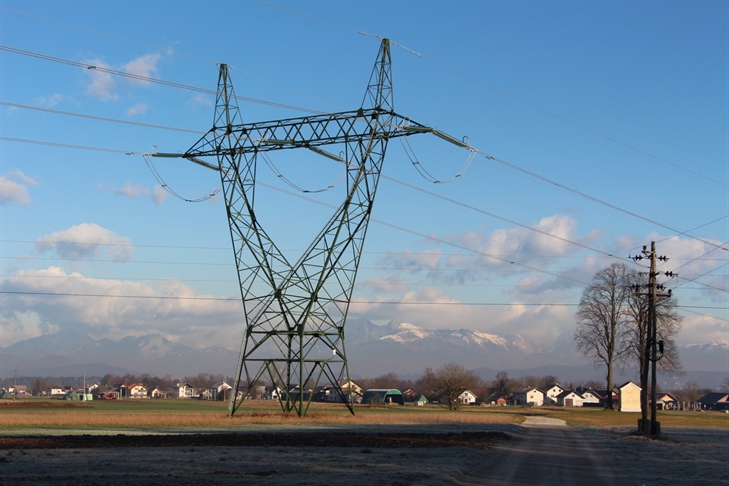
[{"x1": 3, "y1": 368, "x2": 719, "y2": 404}]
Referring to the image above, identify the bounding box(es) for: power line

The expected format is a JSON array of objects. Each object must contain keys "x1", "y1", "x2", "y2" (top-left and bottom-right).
[
  {"x1": 2, "y1": 134, "x2": 725, "y2": 290},
  {"x1": 0, "y1": 45, "x2": 324, "y2": 114},
  {"x1": 5, "y1": 98, "x2": 726, "y2": 254},
  {"x1": 258, "y1": 1, "x2": 727, "y2": 188},
  {"x1": 0, "y1": 102, "x2": 205, "y2": 134},
  {"x1": 1, "y1": 290, "x2": 723, "y2": 314}
]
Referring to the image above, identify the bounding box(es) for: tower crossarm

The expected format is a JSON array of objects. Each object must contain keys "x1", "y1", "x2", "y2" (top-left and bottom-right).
[{"x1": 184, "y1": 108, "x2": 434, "y2": 158}]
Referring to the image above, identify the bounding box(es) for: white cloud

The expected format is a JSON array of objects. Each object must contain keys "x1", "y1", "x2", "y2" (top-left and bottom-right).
[
  {"x1": 85, "y1": 59, "x2": 118, "y2": 101},
  {"x1": 126, "y1": 103, "x2": 149, "y2": 116},
  {"x1": 34, "y1": 223, "x2": 133, "y2": 262},
  {"x1": 84, "y1": 53, "x2": 161, "y2": 101},
  {"x1": 0, "y1": 170, "x2": 38, "y2": 205},
  {"x1": 151, "y1": 185, "x2": 168, "y2": 205},
  {"x1": 124, "y1": 53, "x2": 161, "y2": 82},
  {"x1": 189, "y1": 93, "x2": 213, "y2": 107},
  {"x1": 102, "y1": 182, "x2": 168, "y2": 205},
  {"x1": 36, "y1": 93, "x2": 66, "y2": 108},
  {"x1": 0, "y1": 267, "x2": 242, "y2": 347}
]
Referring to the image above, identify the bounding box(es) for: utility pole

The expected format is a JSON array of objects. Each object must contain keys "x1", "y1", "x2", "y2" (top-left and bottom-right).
[
  {"x1": 13, "y1": 366, "x2": 18, "y2": 400},
  {"x1": 632, "y1": 241, "x2": 675, "y2": 439}
]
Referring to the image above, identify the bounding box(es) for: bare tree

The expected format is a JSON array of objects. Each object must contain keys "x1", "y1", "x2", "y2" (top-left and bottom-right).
[
  {"x1": 420, "y1": 363, "x2": 480, "y2": 411},
  {"x1": 722, "y1": 376, "x2": 729, "y2": 393},
  {"x1": 677, "y1": 380, "x2": 706, "y2": 403},
  {"x1": 623, "y1": 270, "x2": 683, "y2": 429},
  {"x1": 490, "y1": 371, "x2": 516, "y2": 398},
  {"x1": 574, "y1": 263, "x2": 631, "y2": 409}
]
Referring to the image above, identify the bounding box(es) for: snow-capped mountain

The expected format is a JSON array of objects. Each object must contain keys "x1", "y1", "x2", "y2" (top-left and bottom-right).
[
  {"x1": 680, "y1": 340, "x2": 729, "y2": 372},
  {"x1": 1, "y1": 322, "x2": 725, "y2": 381}
]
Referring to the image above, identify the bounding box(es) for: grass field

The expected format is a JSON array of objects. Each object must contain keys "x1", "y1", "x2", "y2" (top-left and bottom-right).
[{"x1": 1, "y1": 398, "x2": 728, "y2": 434}]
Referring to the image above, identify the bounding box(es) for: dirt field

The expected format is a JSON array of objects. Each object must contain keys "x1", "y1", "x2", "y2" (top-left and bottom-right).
[{"x1": 1, "y1": 401, "x2": 728, "y2": 484}]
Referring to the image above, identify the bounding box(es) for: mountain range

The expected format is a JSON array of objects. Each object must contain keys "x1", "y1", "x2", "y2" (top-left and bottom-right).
[{"x1": 1, "y1": 319, "x2": 727, "y2": 389}]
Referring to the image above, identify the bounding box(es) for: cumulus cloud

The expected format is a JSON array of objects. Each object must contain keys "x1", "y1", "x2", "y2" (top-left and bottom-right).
[
  {"x1": 36, "y1": 93, "x2": 66, "y2": 108},
  {"x1": 100, "y1": 182, "x2": 169, "y2": 205},
  {"x1": 189, "y1": 93, "x2": 214, "y2": 107},
  {"x1": 123, "y1": 53, "x2": 160, "y2": 81},
  {"x1": 84, "y1": 52, "x2": 162, "y2": 101},
  {"x1": 0, "y1": 267, "x2": 243, "y2": 347},
  {"x1": 34, "y1": 223, "x2": 134, "y2": 262},
  {"x1": 85, "y1": 59, "x2": 118, "y2": 101},
  {"x1": 0, "y1": 170, "x2": 38, "y2": 205},
  {"x1": 126, "y1": 103, "x2": 149, "y2": 116}
]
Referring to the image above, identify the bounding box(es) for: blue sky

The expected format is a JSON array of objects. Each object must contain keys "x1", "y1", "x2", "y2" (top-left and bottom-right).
[{"x1": 1, "y1": 1, "x2": 727, "y2": 363}]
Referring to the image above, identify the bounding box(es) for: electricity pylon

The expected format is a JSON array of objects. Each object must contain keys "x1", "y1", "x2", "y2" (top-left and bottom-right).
[{"x1": 159, "y1": 39, "x2": 469, "y2": 416}]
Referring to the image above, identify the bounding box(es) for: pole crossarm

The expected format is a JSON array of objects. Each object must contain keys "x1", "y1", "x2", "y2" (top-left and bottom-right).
[{"x1": 156, "y1": 38, "x2": 468, "y2": 417}]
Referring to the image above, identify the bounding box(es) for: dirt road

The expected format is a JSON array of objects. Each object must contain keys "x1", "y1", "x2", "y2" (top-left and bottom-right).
[{"x1": 478, "y1": 416, "x2": 621, "y2": 485}]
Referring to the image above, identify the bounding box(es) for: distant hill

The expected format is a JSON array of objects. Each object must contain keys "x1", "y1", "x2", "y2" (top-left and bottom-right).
[{"x1": 1, "y1": 322, "x2": 726, "y2": 389}]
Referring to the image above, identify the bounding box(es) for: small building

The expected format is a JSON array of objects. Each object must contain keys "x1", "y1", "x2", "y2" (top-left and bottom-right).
[
  {"x1": 654, "y1": 392, "x2": 679, "y2": 410},
  {"x1": 618, "y1": 381, "x2": 641, "y2": 412},
  {"x1": 542, "y1": 384, "x2": 565, "y2": 406},
  {"x1": 415, "y1": 395, "x2": 429, "y2": 406},
  {"x1": 211, "y1": 381, "x2": 232, "y2": 401},
  {"x1": 402, "y1": 388, "x2": 419, "y2": 402},
  {"x1": 697, "y1": 392, "x2": 729, "y2": 411},
  {"x1": 576, "y1": 388, "x2": 602, "y2": 407},
  {"x1": 123, "y1": 383, "x2": 148, "y2": 399},
  {"x1": 173, "y1": 382, "x2": 196, "y2": 399},
  {"x1": 149, "y1": 387, "x2": 166, "y2": 399},
  {"x1": 361, "y1": 389, "x2": 404, "y2": 405},
  {"x1": 63, "y1": 390, "x2": 81, "y2": 401},
  {"x1": 263, "y1": 385, "x2": 283, "y2": 400},
  {"x1": 557, "y1": 390, "x2": 584, "y2": 407},
  {"x1": 458, "y1": 390, "x2": 478, "y2": 405},
  {"x1": 487, "y1": 393, "x2": 508, "y2": 406},
  {"x1": 338, "y1": 379, "x2": 364, "y2": 403},
  {"x1": 513, "y1": 387, "x2": 544, "y2": 407}
]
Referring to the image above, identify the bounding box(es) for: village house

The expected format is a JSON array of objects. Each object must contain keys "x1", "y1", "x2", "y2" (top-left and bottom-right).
[
  {"x1": 402, "y1": 388, "x2": 418, "y2": 402},
  {"x1": 122, "y1": 383, "x2": 148, "y2": 399},
  {"x1": 512, "y1": 387, "x2": 544, "y2": 406},
  {"x1": 557, "y1": 390, "x2": 585, "y2": 407},
  {"x1": 654, "y1": 392, "x2": 679, "y2": 410},
  {"x1": 173, "y1": 382, "x2": 196, "y2": 399},
  {"x1": 210, "y1": 381, "x2": 232, "y2": 401},
  {"x1": 697, "y1": 392, "x2": 729, "y2": 411},
  {"x1": 542, "y1": 384, "x2": 565, "y2": 406},
  {"x1": 487, "y1": 393, "x2": 508, "y2": 406},
  {"x1": 574, "y1": 387, "x2": 602, "y2": 406},
  {"x1": 458, "y1": 390, "x2": 478, "y2": 405},
  {"x1": 618, "y1": 382, "x2": 641, "y2": 412}
]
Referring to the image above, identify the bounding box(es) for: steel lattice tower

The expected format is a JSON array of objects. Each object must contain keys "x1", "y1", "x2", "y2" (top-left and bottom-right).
[{"x1": 165, "y1": 39, "x2": 468, "y2": 416}]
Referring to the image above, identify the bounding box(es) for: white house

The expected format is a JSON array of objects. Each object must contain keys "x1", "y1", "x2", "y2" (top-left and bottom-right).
[
  {"x1": 211, "y1": 381, "x2": 232, "y2": 401},
  {"x1": 618, "y1": 382, "x2": 641, "y2": 412},
  {"x1": 458, "y1": 390, "x2": 478, "y2": 405},
  {"x1": 513, "y1": 387, "x2": 544, "y2": 406},
  {"x1": 542, "y1": 384, "x2": 565, "y2": 405},
  {"x1": 125, "y1": 383, "x2": 148, "y2": 399},
  {"x1": 557, "y1": 390, "x2": 584, "y2": 407},
  {"x1": 579, "y1": 388, "x2": 602, "y2": 405},
  {"x1": 174, "y1": 382, "x2": 196, "y2": 399}
]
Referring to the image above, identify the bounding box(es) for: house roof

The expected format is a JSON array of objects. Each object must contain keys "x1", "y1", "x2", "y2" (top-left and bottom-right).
[
  {"x1": 618, "y1": 381, "x2": 641, "y2": 391},
  {"x1": 515, "y1": 387, "x2": 543, "y2": 394},
  {"x1": 697, "y1": 392, "x2": 729, "y2": 404}
]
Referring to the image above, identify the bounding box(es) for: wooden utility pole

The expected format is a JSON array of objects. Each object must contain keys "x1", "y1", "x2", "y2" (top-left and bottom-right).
[{"x1": 634, "y1": 241, "x2": 675, "y2": 439}]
